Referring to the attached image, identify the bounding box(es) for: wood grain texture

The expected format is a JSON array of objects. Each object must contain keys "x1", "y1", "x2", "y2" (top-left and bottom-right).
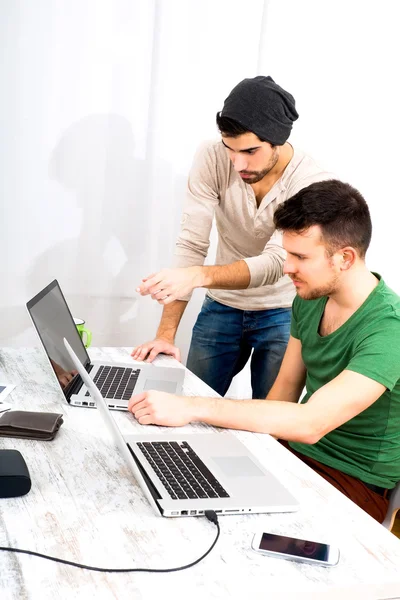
[{"x1": 0, "y1": 347, "x2": 400, "y2": 600}]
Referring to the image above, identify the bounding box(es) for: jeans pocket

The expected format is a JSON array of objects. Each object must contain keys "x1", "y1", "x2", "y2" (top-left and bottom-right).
[{"x1": 202, "y1": 295, "x2": 215, "y2": 311}]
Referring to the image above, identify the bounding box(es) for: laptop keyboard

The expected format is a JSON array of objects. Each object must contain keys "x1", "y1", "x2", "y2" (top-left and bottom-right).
[
  {"x1": 137, "y1": 441, "x2": 230, "y2": 500},
  {"x1": 85, "y1": 365, "x2": 140, "y2": 400}
]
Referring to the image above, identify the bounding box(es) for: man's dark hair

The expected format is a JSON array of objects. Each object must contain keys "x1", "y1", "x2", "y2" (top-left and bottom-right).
[
  {"x1": 216, "y1": 113, "x2": 275, "y2": 146},
  {"x1": 273, "y1": 180, "x2": 372, "y2": 258}
]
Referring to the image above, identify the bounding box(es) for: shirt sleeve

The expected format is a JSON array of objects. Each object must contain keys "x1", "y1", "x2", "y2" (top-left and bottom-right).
[
  {"x1": 172, "y1": 142, "x2": 220, "y2": 301},
  {"x1": 290, "y1": 295, "x2": 300, "y2": 339},
  {"x1": 346, "y1": 316, "x2": 400, "y2": 390},
  {"x1": 242, "y1": 230, "x2": 286, "y2": 287},
  {"x1": 173, "y1": 141, "x2": 220, "y2": 270}
]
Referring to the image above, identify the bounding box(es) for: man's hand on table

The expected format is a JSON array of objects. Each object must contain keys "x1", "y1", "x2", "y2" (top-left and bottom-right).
[
  {"x1": 128, "y1": 390, "x2": 193, "y2": 426},
  {"x1": 131, "y1": 338, "x2": 181, "y2": 363},
  {"x1": 136, "y1": 267, "x2": 204, "y2": 305}
]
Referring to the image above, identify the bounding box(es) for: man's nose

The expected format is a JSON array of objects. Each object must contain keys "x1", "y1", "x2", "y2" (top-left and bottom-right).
[
  {"x1": 231, "y1": 153, "x2": 247, "y2": 172},
  {"x1": 283, "y1": 259, "x2": 295, "y2": 275}
]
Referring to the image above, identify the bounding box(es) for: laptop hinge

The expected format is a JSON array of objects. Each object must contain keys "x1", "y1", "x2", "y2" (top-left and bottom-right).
[
  {"x1": 127, "y1": 444, "x2": 164, "y2": 513},
  {"x1": 65, "y1": 363, "x2": 93, "y2": 400}
]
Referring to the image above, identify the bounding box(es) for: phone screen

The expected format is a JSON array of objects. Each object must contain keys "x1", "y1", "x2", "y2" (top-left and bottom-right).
[{"x1": 259, "y1": 533, "x2": 330, "y2": 562}]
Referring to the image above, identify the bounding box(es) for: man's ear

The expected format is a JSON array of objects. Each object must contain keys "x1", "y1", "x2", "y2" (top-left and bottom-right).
[{"x1": 340, "y1": 247, "x2": 357, "y2": 270}]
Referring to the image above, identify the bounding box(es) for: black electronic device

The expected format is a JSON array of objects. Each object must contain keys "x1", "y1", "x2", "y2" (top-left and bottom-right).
[{"x1": 0, "y1": 449, "x2": 31, "y2": 498}]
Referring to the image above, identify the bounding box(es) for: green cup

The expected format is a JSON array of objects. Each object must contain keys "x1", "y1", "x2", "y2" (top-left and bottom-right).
[{"x1": 74, "y1": 318, "x2": 92, "y2": 348}]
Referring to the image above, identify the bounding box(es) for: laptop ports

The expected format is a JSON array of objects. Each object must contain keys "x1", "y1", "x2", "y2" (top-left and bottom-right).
[{"x1": 181, "y1": 510, "x2": 188, "y2": 516}]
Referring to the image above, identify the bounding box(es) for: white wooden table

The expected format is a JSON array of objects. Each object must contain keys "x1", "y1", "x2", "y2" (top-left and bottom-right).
[{"x1": 1, "y1": 347, "x2": 400, "y2": 600}]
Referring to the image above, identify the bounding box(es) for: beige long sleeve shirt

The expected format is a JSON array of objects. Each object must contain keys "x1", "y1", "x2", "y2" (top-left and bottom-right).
[{"x1": 174, "y1": 139, "x2": 334, "y2": 310}]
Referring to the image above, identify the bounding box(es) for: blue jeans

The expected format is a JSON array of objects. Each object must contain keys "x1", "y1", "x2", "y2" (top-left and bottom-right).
[{"x1": 186, "y1": 296, "x2": 291, "y2": 399}]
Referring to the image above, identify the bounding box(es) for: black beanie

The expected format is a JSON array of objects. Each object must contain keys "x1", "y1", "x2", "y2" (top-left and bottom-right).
[{"x1": 220, "y1": 76, "x2": 299, "y2": 145}]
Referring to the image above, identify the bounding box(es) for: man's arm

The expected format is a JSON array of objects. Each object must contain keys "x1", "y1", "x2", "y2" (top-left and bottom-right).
[
  {"x1": 128, "y1": 369, "x2": 386, "y2": 443},
  {"x1": 141, "y1": 168, "x2": 337, "y2": 305},
  {"x1": 136, "y1": 261, "x2": 251, "y2": 304},
  {"x1": 137, "y1": 230, "x2": 287, "y2": 305},
  {"x1": 131, "y1": 300, "x2": 187, "y2": 362},
  {"x1": 188, "y1": 370, "x2": 385, "y2": 442},
  {"x1": 129, "y1": 335, "x2": 308, "y2": 432},
  {"x1": 265, "y1": 336, "x2": 306, "y2": 403},
  {"x1": 155, "y1": 300, "x2": 188, "y2": 343}
]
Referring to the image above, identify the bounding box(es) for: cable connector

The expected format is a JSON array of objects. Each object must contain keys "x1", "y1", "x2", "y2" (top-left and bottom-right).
[{"x1": 205, "y1": 510, "x2": 219, "y2": 525}]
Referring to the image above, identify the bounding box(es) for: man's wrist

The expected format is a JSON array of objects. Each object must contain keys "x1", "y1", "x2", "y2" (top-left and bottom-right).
[
  {"x1": 197, "y1": 266, "x2": 213, "y2": 288},
  {"x1": 155, "y1": 332, "x2": 175, "y2": 344},
  {"x1": 191, "y1": 266, "x2": 205, "y2": 288},
  {"x1": 190, "y1": 395, "x2": 215, "y2": 423}
]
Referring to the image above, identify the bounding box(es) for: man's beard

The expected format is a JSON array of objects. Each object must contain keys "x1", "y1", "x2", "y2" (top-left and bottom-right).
[
  {"x1": 294, "y1": 273, "x2": 340, "y2": 301},
  {"x1": 239, "y1": 148, "x2": 279, "y2": 184}
]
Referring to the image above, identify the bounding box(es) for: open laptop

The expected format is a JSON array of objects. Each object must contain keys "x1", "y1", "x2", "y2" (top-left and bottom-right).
[
  {"x1": 64, "y1": 337, "x2": 299, "y2": 518},
  {"x1": 26, "y1": 280, "x2": 184, "y2": 410}
]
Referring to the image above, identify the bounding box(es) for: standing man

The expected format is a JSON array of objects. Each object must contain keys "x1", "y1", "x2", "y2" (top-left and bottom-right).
[
  {"x1": 133, "y1": 76, "x2": 333, "y2": 398},
  {"x1": 129, "y1": 180, "x2": 400, "y2": 523}
]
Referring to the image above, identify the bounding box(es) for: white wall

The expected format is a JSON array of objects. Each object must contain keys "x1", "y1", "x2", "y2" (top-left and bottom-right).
[
  {"x1": 0, "y1": 0, "x2": 264, "y2": 358},
  {"x1": 259, "y1": 0, "x2": 400, "y2": 289},
  {"x1": 1, "y1": 0, "x2": 399, "y2": 398}
]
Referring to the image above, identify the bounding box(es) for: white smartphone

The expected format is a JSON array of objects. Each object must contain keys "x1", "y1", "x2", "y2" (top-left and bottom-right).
[{"x1": 252, "y1": 531, "x2": 339, "y2": 567}]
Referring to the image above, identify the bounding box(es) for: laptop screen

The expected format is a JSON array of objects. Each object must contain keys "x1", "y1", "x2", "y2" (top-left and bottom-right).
[{"x1": 27, "y1": 280, "x2": 90, "y2": 396}]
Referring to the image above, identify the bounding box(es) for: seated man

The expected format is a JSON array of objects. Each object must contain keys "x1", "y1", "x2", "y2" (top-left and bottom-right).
[{"x1": 128, "y1": 179, "x2": 400, "y2": 523}]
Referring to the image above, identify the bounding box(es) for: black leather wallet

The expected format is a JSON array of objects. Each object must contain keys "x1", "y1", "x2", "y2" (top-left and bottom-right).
[{"x1": 0, "y1": 410, "x2": 64, "y2": 440}]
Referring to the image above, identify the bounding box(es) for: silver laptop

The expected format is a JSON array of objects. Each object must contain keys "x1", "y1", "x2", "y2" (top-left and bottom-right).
[
  {"x1": 26, "y1": 280, "x2": 184, "y2": 410},
  {"x1": 64, "y1": 337, "x2": 299, "y2": 518}
]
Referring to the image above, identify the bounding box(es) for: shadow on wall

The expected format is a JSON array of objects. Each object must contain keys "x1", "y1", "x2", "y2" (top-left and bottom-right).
[{"x1": 1, "y1": 113, "x2": 187, "y2": 347}]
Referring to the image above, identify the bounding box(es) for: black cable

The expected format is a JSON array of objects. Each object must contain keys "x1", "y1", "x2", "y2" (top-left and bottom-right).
[{"x1": 0, "y1": 510, "x2": 219, "y2": 573}]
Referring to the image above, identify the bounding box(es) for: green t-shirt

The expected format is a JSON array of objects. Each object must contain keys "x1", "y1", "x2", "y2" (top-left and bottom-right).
[{"x1": 289, "y1": 274, "x2": 400, "y2": 489}]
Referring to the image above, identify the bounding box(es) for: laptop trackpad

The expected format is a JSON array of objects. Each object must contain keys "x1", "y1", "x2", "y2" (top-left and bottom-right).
[
  {"x1": 212, "y1": 456, "x2": 265, "y2": 477},
  {"x1": 144, "y1": 380, "x2": 178, "y2": 393}
]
